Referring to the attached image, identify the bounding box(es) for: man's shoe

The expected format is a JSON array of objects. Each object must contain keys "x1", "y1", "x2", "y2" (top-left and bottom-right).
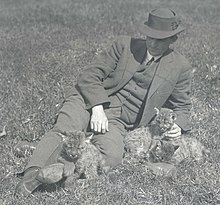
[
  {"x1": 36, "y1": 163, "x2": 64, "y2": 184},
  {"x1": 15, "y1": 167, "x2": 42, "y2": 197}
]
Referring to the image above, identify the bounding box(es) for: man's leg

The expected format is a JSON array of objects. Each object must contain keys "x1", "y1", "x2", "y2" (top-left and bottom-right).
[
  {"x1": 15, "y1": 93, "x2": 90, "y2": 196},
  {"x1": 91, "y1": 119, "x2": 126, "y2": 169},
  {"x1": 26, "y1": 94, "x2": 90, "y2": 169}
]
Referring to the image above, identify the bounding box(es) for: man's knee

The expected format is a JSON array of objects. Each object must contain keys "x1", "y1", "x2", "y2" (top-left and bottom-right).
[{"x1": 92, "y1": 137, "x2": 124, "y2": 168}]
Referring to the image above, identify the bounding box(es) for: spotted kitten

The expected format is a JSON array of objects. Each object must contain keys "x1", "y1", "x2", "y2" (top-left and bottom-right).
[
  {"x1": 168, "y1": 136, "x2": 210, "y2": 165},
  {"x1": 150, "y1": 107, "x2": 177, "y2": 138},
  {"x1": 148, "y1": 139, "x2": 179, "y2": 163},
  {"x1": 125, "y1": 108, "x2": 209, "y2": 165},
  {"x1": 148, "y1": 108, "x2": 209, "y2": 164},
  {"x1": 60, "y1": 131, "x2": 109, "y2": 179},
  {"x1": 125, "y1": 126, "x2": 152, "y2": 159},
  {"x1": 124, "y1": 107, "x2": 176, "y2": 159}
]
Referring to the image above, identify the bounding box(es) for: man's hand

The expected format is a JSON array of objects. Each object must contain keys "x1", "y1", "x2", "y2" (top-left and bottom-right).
[
  {"x1": 91, "y1": 105, "x2": 109, "y2": 134},
  {"x1": 164, "y1": 123, "x2": 181, "y2": 139}
]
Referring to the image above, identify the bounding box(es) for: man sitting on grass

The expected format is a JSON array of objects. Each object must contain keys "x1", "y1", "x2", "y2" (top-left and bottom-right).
[{"x1": 15, "y1": 7, "x2": 192, "y2": 196}]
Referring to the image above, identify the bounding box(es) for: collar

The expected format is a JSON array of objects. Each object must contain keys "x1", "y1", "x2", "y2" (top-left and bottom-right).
[
  {"x1": 146, "y1": 50, "x2": 162, "y2": 62},
  {"x1": 142, "y1": 50, "x2": 162, "y2": 65}
]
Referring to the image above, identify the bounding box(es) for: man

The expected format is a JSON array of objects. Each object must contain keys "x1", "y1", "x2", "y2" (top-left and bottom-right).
[{"x1": 15, "y1": 8, "x2": 192, "y2": 196}]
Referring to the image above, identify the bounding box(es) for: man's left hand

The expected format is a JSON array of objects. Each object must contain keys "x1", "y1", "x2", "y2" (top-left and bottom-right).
[{"x1": 164, "y1": 123, "x2": 181, "y2": 139}]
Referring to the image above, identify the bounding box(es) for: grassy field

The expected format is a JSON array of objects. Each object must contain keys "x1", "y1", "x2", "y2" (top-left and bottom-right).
[{"x1": 0, "y1": 0, "x2": 219, "y2": 204}]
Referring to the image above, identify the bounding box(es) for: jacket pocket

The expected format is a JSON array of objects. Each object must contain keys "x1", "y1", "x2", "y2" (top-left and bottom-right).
[{"x1": 105, "y1": 106, "x2": 122, "y2": 120}]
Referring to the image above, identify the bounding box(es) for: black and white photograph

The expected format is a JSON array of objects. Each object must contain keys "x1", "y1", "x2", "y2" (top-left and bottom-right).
[{"x1": 0, "y1": 0, "x2": 219, "y2": 204}]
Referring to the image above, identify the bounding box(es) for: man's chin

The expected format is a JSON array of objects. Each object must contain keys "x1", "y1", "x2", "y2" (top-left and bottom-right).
[{"x1": 148, "y1": 50, "x2": 161, "y2": 57}]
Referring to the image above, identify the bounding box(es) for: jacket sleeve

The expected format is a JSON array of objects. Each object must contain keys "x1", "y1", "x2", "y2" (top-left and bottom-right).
[
  {"x1": 164, "y1": 62, "x2": 192, "y2": 132},
  {"x1": 76, "y1": 36, "x2": 127, "y2": 110}
]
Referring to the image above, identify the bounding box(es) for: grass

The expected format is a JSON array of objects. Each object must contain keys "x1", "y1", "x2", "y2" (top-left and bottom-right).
[{"x1": 0, "y1": 0, "x2": 219, "y2": 204}]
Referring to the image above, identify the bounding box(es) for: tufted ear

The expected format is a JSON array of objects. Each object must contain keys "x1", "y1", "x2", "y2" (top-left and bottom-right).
[
  {"x1": 85, "y1": 132, "x2": 94, "y2": 139},
  {"x1": 174, "y1": 145, "x2": 179, "y2": 151},
  {"x1": 85, "y1": 133, "x2": 94, "y2": 143},
  {"x1": 154, "y1": 107, "x2": 160, "y2": 115}
]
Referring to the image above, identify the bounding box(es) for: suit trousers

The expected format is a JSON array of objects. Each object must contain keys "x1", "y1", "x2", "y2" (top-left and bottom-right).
[{"x1": 26, "y1": 92, "x2": 126, "y2": 170}]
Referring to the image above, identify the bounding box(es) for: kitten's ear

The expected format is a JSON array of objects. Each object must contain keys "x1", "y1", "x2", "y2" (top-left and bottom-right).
[
  {"x1": 155, "y1": 140, "x2": 162, "y2": 148},
  {"x1": 85, "y1": 132, "x2": 94, "y2": 139},
  {"x1": 174, "y1": 145, "x2": 179, "y2": 151},
  {"x1": 88, "y1": 133, "x2": 94, "y2": 140},
  {"x1": 154, "y1": 107, "x2": 160, "y2": 115}
]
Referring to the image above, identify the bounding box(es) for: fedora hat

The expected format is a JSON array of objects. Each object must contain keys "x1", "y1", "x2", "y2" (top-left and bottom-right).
[{"x1": 140, "y1": 8, "x2": 185, "y2": 39}]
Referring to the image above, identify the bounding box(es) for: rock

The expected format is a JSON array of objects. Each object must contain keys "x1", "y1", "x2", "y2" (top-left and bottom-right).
[{"x1": 145, "y1": 162, "x2": 177, "y2": 178}]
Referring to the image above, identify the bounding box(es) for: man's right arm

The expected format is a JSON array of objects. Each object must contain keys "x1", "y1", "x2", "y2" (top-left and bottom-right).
[
  {"x1": 76, "y1": 36, "x2": 127, "y2": 110},
  {"x1": 76, "y1": 36, "x2": 128, "y2": 133}
]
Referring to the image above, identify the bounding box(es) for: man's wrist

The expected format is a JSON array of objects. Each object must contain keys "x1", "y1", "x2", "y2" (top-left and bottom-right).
[{"x1": 92, "y1": 104, "x2": 104, "y2": 113}]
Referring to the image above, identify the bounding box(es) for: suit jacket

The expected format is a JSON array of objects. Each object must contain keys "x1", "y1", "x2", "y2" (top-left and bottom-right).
[{"x1": 76, "y1": 35, "x2": 192, "y2": 131}]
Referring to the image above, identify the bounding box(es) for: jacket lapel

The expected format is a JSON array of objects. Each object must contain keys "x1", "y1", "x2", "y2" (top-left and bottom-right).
[
  {"x1": 138, "y1": 50, "x2": 175, "y2": 127},
  {"x1": 147, "y1": 49, "x2": 173, "y2": 100},
  {"x1": 112, "y1": 38, "x2": 147, "y2": 92}
]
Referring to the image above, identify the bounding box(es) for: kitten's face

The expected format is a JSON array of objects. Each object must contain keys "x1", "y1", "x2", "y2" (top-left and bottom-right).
[
  {"x1": 62, "y1": 132, "x2": 86, "y2": 160},
  {"x1": 127, "y1": 137, "x2": 150, "y2": 157},
  {"x1": 155, "y1": 108, "x2": 176, "y2": 133},
  {"x1": 149, "y1": 140, "x2": 179, "y2": 163}
]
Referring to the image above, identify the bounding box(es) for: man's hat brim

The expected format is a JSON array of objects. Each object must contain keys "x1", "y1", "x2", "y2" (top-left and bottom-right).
[{"x1": 140, "y1": 21, "x2": 185, "y2": 39}]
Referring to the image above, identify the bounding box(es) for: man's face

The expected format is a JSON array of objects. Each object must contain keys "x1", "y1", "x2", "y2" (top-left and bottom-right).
[{"x1": 146, "y1": 36, "x2": 174, "y2": 57}]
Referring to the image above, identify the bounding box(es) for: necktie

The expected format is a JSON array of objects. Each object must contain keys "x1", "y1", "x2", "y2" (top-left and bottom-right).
[
  {"x1": 138, "y1": 57, "x2": 154, "y2": 72},
  {"x1": 146, "y1": 57, "x2": 154, "y2": 65}
]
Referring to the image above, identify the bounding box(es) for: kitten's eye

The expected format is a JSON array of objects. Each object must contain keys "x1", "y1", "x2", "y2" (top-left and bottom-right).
[
  {"x1": 170, "y1": 113, "x2": 176, "y2": 120},
  {"x1": 78, "y1": 146, "x2": 84, "y2": 150},
  {"x1": 164, "y1": 120, "x2": 169, "y2": 124},
  {"x1": 156, "y1": 144, "x2": 161, "y2": 149}
]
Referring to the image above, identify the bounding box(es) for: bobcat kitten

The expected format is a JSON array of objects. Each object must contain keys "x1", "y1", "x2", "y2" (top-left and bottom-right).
[
  {"x1": 148, "y1": 139, "x2": 179, "y2": 163},
  {"x1": 125, "y1": 107, "x2": 209, "y2": 165},
  {"x1": 60, "y1": 131, "x2": 109, "y2": 179},
  {"x1": 150, "y1": 107, "x2": 177, "y2": 138},
  {"x1": 168, "y1": 136, "x2": 210, "y2": 165},
  {"x1": 148, "y1": 108, "x2": 209, "y2": 164},
  {"x1": 124, "y1": 108, "x2": 176, "y2": 159},
  {"x1": 147, "y1": 107, "x2": 179, "y2": 162},
  {"x1": 125, "y1": 126, "x2": 152, "y2": 159}
]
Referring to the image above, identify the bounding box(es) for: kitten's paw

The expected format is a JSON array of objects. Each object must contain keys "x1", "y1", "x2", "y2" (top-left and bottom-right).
[
  {"x1": 124, "y1": 144, "x2": 133, "y2": 153},
  {"x1": 63, "y1": 162, "x2": 76, "y2": 177},
  {"x1": 63, "y1": 166, "x2": 75, "y2": 177}
]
